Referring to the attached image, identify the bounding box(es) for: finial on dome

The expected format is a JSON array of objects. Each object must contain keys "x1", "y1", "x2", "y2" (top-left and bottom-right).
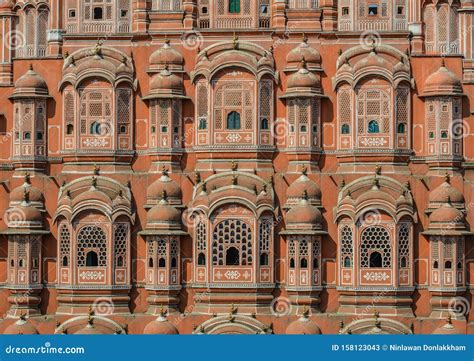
[
  {"x1": 253, "y1": 184, "x2": 258, "y2": 195},
  {"x1": 87, "y1": 305, "x2": 94, "y2": 324},
  {"x1": 446, "y1": 315, "x2": 452, "y2": 325},
  {"x1": 164, "y1": 35, "x2": 170, "y2": 46},
  {"x1": 93, "y1": 164, "x2": 99, "y2": 176},
  {"x1": 338, "y1": 49, "x2": 343, "y2": 56},
  {"x1": 303, "y1": 189, "x2": 308, "y2": 201},
  {"x1": 66, "y1": 190, "x2": 72, "y2": 199},
  {"x1": 23, "y1": 188, "x2": 29, "y2": 203},
  {"x1": 441, "y1": 56, "x2": 445, "y2": 68},
  {"x1": 231, "y1": 160, "x2": 237, "y2": 171},
  {"x1": 161, "y1": 190, "x2": 168, "y2": 201},
  {"x1": 372, "y1": 177, "x2": 379, "y2": 189},
  {"x1": 300, "y1": 56, "x2": 307, "y2": 70},
  {"x1": 375, "y1": 165, "x2": 381, "y2": 176},
  {"x1": 373, "y1": 309, "x2": 379, "y2": 320},
  {"x1": 262, "y1": 183, "x2": 268, "y2": 193},
  {"x1": 447, "y1": 195, "x2": 452, "y2": 206},
  {"x1": 230, "y1": 303, "x2": 237, "y2": 314},
  {"x1": 268, "y1": 45, "x2": 274, "y2": 54},
  {"x1": 159, "y1": 304, "x2": 166, "y2": 317},
  {"x1": 201, "y1": 182, "x2": 207, "y2": 193},
  {"x1": 122, "y1": 56, "x2": 127, "y2": 65},
  {"x1": 194, "y1": 171, "x2": 201, "y2": 184},
  {"x1": 302, "y1": 33, "x2": 308, "y2": 43},
  {"x1": 232, "y1": 32, "x2": 238, "y2": 49},
  {"x1": 301, "y1": 305, "x2": 310, "y2": 318},
  {"x1": 91, "y1": 176, "x2": 97, "y2": 189},
  {"x1": 339, "y1": 320, "x2": 344, "y2": 330},
  {"x1": 405, "y1": 180, "x2": 411, "y2": 190},
  {"x1": 340, "y1": 179, "x2": 345, "y2": 188},
  {"x1": 444, "y1": 172, "x2": 450, "y2": 183},
  {"x1": 24, "y1": 172, "x2": 30, "y2": 184},
  {"x1": 29, "y1": 63, "x2": 33, "y2": 71},
  {"x1": 301, "y1": 165, "x2": 308, "y2": 176},
  {"x1": 19, "y1": 312, "x2": 26, "y2": 321},
  {"x1": 161, "y1": 165, "x2": 168, "y2": 176},
  {"x1": 232, "y1": 174, "x2": 238, "y2": 185},
  {"x1": 93, "y1": 40, "x2": 102, "y2": 56}
]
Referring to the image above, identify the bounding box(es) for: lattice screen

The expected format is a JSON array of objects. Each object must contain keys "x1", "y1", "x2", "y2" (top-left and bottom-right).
[
  {"x1": 77, "y1": 225, "x2": 108, "y2": 267},
  {"x1": 60, "y1": 224, "x2": 71, "y2": 266},
  {"x1": 397, "y1": 223, "x2": 410, "y2": 268},
  {"x1": 360, "y1": 226, "x2": 392, "y2": 268},
  {"x1": 212, "y1": 219, "x2": 253, "y2": 266},
  {"x1": 340, "y1": 225, "x2": 353, "y2": 267},
  {"x1": 113, "y1": 223, "x2": 128, "y2": 267}
]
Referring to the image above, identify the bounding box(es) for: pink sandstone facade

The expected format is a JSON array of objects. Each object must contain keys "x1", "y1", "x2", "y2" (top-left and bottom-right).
[{"x1": 0, "y1": 0, "x2": 472, "y2": 335}]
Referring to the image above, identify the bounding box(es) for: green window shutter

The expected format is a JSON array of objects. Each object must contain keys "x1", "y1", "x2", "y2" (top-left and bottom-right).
[{"x1": 229, "y1": 0, "x2": 240, "y2": 13}]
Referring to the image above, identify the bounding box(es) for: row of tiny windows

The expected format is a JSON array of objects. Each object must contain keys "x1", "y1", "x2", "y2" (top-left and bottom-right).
[{"x1": 340, "y1": 121, "x2": 407, "y2": 134}]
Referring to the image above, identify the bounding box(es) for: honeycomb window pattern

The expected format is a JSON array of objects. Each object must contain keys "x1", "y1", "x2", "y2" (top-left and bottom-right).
[
  {"x1": 113, "y1": 223, "x2": 128, "y2": 267},
  {"x1": 212, "y1": 219, "x2": 253, "y2": 266},
  {"x1": 77, "y1": 225, "x2": 107, "y2": 267},
  {"x1": 360, "y1": 226, "x2": 392, "y2": 268},
  {"x1": 397, "y1": 223, "x2": 410, "y2": 268},
  {"x1": 340, "y1": 225, "x2": 353, "y2": 267}
]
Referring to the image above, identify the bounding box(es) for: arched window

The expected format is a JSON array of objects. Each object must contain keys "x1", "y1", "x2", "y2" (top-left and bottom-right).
[
  {"x1": 397, "y1": 123, "x2": 406, "y2": 133},
  {"x1": 148, "y1": 257, "x2": 154, "y2": 267},
  {"x1": 229, "y1": 0, "x2": 241, "y2": 13},
  {"x1": 369, "y1": 251, "x2": 383, "y2": 268},
  {"x1": 368, "y1": 120, "x2": 380, "y2": 133},
  {"x1": 343, "y1": 256, "x2": 351, "y2": 267},
  {"x1": 341, "y1": 124, "x2": 350, "y2": 134},
  {"x1": 158, "y1": 258, "x2": 166, "y2": 268},
  {"x1": 90, "y1": 121, "x2": 102, "y2": 135},
  {"x1": 62, "y1": 256, "x2": 69, "y2": 267},
  {"x1": 313, "y1": 258, "x2": 319, "y2": 269},
  {"x1": 226, "y1": 247, "x2": 240, "y2": 265},
  {"x1": 24, "y1": 132, "x2": 31, "y2": 140},
  {"x1": 260, "y1": 252, "x2": 269, "y2": 266},
  {"x1": 300, "y1": 258, "x2": 308, "y2": 268},
  {"x1": 19, "y1": 259, "x2": 26, "y2": 268},
  {"x1": 433, "y1": 260, "x2": 439, "y2": 269},
  {"x1": 445, "y1": 260, "x2": 452, "y2": 269},
  {"x1": 227, "y1": 111, "x2": 241, "y2": 130},
  {"x1": 261, "y1": 118, "x2": 269, "y2": 130},
  {"x1": 198, "y1": 252, "x2": 206, "y2": 265},
  {"x1": 86, "y1": 251, "x2": 99, "y2": 267},
  {"x1": 171, "y1": 257, "x2": 177, "y2": 268},
  {"x1": 116, "y1": 256, "x2": 124, "y2": 267},
  {"x1": 290, "y1": 258, "x2": 295, "y2": 268}
]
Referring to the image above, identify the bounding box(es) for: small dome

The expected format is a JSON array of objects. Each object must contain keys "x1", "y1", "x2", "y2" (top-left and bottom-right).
[
  {"x1": 429, "y1": 178, "x2": 464, "y2": 205},
  {"x1": 147, "y1": 199, "x2": 181, "y2": 225},
  {"x1": 433, "y1": 318, "x2": 463, "y2": 335},
  {"x1": 287, "y1": 172, "x2": 321, "y2": 201},
  {"x1": 424, "y1": 63, "x2": 463, "y2": 96},
  {"x1": 4, "y1": 316, "x2": 39, "y2": 335},
  {"x1": 143, "y1": 313, "x2": 179, "y2": 335},
  {"x1": 286, "y1": 198, "x2": 322, "y2": 225},
  {"x1": 429, "y1": 203, "x2": 464, "y2": 224},
  {"x1": 149, "y1": 68, "x2": 184, "y2": 93},
  {"x1": 286, "y1": 314, "x2": 321, "y2": 335},
  {"x1": 287, "y1": 66, "x2": 319, "y2": 89},
  {"x1": 0, "y1": 0, "x2": 13, "y2": 10},
  {"x1": 72, "y1": 185, "x2": 111, "y2": 208},
  {"x1": 150, "y1": 40, "x2": 184, "y2": 67},
  {"x1": 10, "y1": 183, "x2": 43, "y2": 204},
  {"x1": 14, "y1": 65, "x2": 48, "y2": 91},
  {"x1": 147, "y1": 171, "x2": 182, "y2": 202},
  {"x1": 286, "y1": 38, "x2": 321, "y2": 66},
  {"x1": 5, "y1": 203, "x2": 42, "y2": 228},
  {"x1": 75, "y1": 319, "x2": 103, "y2": 335}
]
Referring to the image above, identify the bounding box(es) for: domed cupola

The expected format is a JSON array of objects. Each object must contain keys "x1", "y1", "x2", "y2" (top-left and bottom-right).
[
  {"x1": 149, "y1": 39, "x2": 184, "y2": 73},
  {"x1": 146, "y1": 168, "x2": 182, "y2": 207},
  {"x1": 286, "y1": 167, "x2": 321, "y2": 208},
  {"x1": 11, "y1": 64, "x2": 49, "y2": 99},
  {"x1": 432, "y1": 317, "x2": 463, "y2": 334},
  {"x1": 286, "y1": 308, "x2": 321, "y2": 334},
  {"x1": 9, "y1": 174, "x2": 43, "y2": 207},
  {"x1": 5, "y1": 189, "x2": 44, "y2": 231},
  {"x1": 282, "y1": 59, "x2": 323, "y2": 98},
  {"x1": 428, "y1": 200, "x2": 465, "y2": 233},
  {"x1": 422, "y1": 61, "x2": 463, "y2": 97},
  {"x1": 144, "y1": 66, "x2": 187, "y2": 100},
  {"x1": 146, "y1": 192, "x2": 182, "y2": 232},
  {"x1": 3, "y1": 314, "x2": 38, "y2": 335},
  {"x1": 285, "y1": 191, "x2": 323, "y2": 232},
  {"x1": 143, "y1": 307, "x2": 179, "y2": 334},
  {"x1": 286, "y1": 35, "x2": 322, "y2": 71},
  {"x1": 428, "y1": 174, "x2": 464, "y2": 209}
]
